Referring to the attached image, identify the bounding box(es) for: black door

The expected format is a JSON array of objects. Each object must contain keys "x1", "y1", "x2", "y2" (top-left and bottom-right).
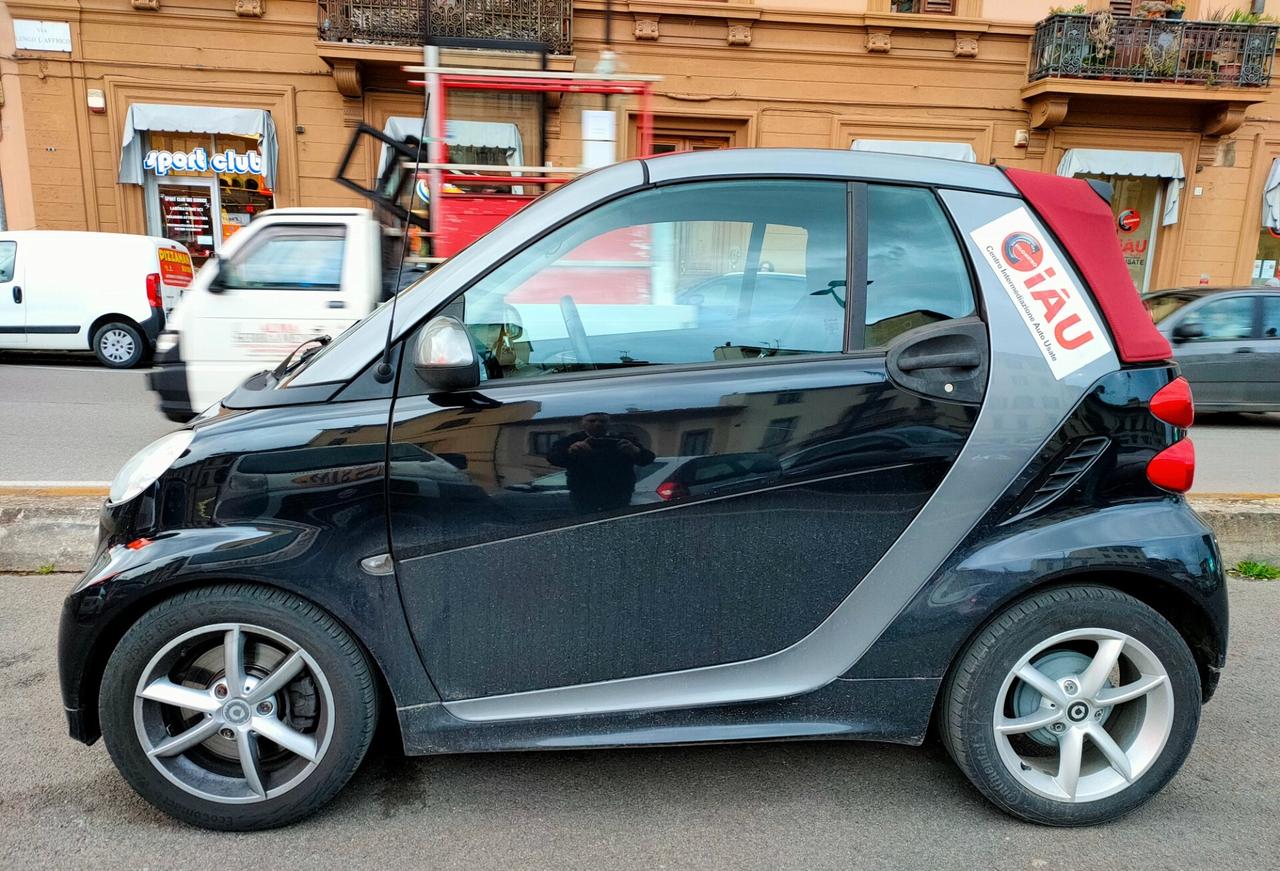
[{"x1": 388, "y1": 178, "x2": 985, "y2": 701}]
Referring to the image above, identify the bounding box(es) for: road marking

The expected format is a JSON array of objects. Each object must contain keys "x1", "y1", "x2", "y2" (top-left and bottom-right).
[
  {"x1": 0, "y1": 481, "x2": 110, "y2": 496},
  {"x1": 0, "y1": 364, "x2": 156, "y2": 374}
]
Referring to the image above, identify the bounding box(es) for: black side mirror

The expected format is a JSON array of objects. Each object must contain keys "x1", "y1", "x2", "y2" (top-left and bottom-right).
[
  {"x1": 1172, "y1": 321, "x2": 1204, "y2": 342},
  {"x1": 207, "y1": 255, "x2": 228, "y2": 294},
  {"x1": 413, "y1": 315, "x2": 480, "y2": 393}
]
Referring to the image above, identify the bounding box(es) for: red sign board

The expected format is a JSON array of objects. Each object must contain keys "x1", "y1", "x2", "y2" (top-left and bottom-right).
[
  {"x1": 158, "y1": 247, "x2": 194, "y2": 287},
  {"x1": 1117, "y1": 209, "x2": 1141, "y2": 233}
]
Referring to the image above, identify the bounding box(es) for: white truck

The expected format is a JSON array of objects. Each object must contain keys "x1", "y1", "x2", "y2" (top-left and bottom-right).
[{"x1": 149, "y1": 207, "x2": 422, "y2": 419}]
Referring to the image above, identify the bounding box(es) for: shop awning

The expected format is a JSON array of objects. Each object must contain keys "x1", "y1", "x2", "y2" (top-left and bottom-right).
[
  {"x1": 1263, "y1": 158, "x2": 1280, "y2": 231},
  {"x1": 118, "y1": 104, "x2": 278, "y2": 187},
  {"x1": 851, "y1": 139, "x2": 977, "y2": 163},
  {"x1": 379, "y1": 117, "x2": 525, "y2": 175},
  {"x1": 1057, "y1": 148, "x2": 1184, "y2": 226}
]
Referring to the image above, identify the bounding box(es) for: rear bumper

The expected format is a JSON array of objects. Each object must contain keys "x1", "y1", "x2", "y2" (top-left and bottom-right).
[{"x1": 140, "y1": 307, "x2": 165, "y2": 344}]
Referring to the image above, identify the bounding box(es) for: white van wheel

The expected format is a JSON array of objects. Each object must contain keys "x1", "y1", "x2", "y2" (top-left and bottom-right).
[{"x1": 93, "y1": 322, "x2": 145, "y2": 368}]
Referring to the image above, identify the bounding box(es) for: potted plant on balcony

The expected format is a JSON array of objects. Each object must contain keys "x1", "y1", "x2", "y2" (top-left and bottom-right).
[
  {"x1": 1087, "y1": 9, "x2": 1117, "y2": 75},
  {"x1": 1137, "y1": 1, "x2": 1172, "y2": 19},
  {"x1": 1167, "y1": 0, "x2": 1185, "y2": 20}
]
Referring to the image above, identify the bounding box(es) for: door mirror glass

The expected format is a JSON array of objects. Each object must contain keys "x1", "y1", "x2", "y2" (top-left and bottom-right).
[
  {"x1": 206, "y1": 255, "x2": 227, "y2": 294},
  {"x1": 1172, "y1": 321, "x2": 1204, "y2": 341},
  {"x1": 413, "y1": 315, "x2": 480, "y2": 392}
]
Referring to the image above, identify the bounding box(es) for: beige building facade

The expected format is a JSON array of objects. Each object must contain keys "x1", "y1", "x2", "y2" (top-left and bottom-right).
[{"x1": 5, "y1": 0, "x2": 1280, "y2": 290}]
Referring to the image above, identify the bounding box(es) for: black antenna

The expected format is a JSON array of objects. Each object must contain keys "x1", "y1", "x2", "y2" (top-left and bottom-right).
[{"x1": 374, "y1": 77, "x2": 432, "y2": 383}]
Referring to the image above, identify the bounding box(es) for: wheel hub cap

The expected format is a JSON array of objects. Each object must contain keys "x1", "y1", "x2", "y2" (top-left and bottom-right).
[
  {"x1": 132, "y1": 622, "x2": 335, "y2": 804},
  {"x1": 993, "y1": 628, "x2": 1176, "y2": 804},
  {"x1": 223, "y1": 699, "x2": 251, "y2": 726}
]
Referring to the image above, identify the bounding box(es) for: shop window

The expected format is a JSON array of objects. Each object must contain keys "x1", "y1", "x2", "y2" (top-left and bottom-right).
[
  {"x1": 865, "y1": 185, "x2": 975, "y2": 347},
  {"x1": 219, "y1": 226, "x2": 346, "y2": 290},
  {"x1": 1252, "y1": 226, "x2": 1280, "y2": 286},
  {"x1": 0, "y1": 242, "x2": 16, "y2": 283},
  {"x1": 145, "y1": 131, "x2": 274, "y2": 269}
]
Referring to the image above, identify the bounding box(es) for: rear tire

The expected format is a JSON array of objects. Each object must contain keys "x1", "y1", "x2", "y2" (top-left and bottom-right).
[
  {"x1": 92, "y1": 321, "x2": 145, "y2": 368},
  {"x1": 99, "y1": 584, "x2": 378, "y2": 830},
  {"x1": 939, "y1": 585, "x2": 1201, "y2": 826}
]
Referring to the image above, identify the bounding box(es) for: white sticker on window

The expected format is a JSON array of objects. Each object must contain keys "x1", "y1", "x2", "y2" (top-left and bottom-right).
[{"x1": 970, "y1": 206, "x2": 1111, "y2": 380}]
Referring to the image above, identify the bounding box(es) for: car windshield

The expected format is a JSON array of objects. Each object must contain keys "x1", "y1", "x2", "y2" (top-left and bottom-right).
[{"x1": 1144, "y1": 293, "x2": 1201, "y2": 324}]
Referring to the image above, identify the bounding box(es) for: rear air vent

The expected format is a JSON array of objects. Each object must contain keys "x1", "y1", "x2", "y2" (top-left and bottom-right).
[{"x1": 1011, "y1": 436, "x2": 1111, "y2": 520}]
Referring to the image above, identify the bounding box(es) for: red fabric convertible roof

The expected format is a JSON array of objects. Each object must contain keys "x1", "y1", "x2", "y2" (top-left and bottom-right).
[{"x1": 1003, "y1": 167, "x2": 1173, "y2": 364}]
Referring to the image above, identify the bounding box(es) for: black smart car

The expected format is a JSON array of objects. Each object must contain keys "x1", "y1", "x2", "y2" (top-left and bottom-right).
[{"x1": 59, "y1": 150, "x2": 1223, "y2": 831}]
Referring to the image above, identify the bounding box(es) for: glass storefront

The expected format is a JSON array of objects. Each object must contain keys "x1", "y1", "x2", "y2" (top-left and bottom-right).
[
  {"x1": 1084, "y1": 174, "x2": 1164, "y2": 295},
  {"x1": 143, "y1": 131, "x2": 274, "y2": 268},
  {"x1": 1252, "y1": 227, "x2": 1280, "y2": 286}
]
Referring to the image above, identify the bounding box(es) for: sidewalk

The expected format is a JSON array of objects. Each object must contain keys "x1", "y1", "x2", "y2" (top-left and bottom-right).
[{"x1": 1, "y1": 486, "x2": 1276, "y2": 574}]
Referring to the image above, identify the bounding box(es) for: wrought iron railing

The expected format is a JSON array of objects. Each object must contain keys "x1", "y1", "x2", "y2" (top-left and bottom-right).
[
  {"x1": 1029, "y1": 13, "x2": 1278, "y2": 87},
  {"x1": 318, "y1": 0, "x2": 572, "y2": 55}
]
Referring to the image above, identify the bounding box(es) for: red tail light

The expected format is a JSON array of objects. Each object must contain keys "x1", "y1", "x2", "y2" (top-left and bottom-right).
[
  {"x1": 1147, "y1": 439, "x2": 1195, "y2": 493},
  {"x1": 656, "y1": 481, "x2": 689, "y2": 502},
  {"x1": 145, "y1": 272, "x2": 162, "y2": 309},
  {"x1": 1150, "y1": 377, "x2": 1194, "y2": 428}
]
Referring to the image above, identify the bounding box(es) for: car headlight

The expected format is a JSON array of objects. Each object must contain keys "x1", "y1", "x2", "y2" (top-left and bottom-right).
[{"x1": 108, "y1": 430, "x2": 195, "y2": 505}]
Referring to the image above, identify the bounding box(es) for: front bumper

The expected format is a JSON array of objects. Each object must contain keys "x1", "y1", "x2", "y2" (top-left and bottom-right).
[{"x1": 147, "y1": 362, "x2": 194, "y2": 422}]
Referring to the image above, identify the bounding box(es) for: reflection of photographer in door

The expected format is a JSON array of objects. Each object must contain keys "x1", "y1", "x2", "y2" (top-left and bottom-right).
[{"x1": 548, "y1": 413, "x2": 655, "y2": 513}]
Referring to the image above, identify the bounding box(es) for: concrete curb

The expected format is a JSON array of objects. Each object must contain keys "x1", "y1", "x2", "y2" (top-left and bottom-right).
[{"x1": 1, "y1": 491, "x2": 1277, "y2": 575}]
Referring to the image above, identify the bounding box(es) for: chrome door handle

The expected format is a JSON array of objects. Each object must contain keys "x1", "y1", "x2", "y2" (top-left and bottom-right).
[{"x1": 327, "y1": 300, "x2": 345, "y2": 309}]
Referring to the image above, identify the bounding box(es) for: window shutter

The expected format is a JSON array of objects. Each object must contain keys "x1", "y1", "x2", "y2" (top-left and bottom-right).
[
  {"x1": 923, "y1": 0, "x2": 955, "y2": 11},
  {"x1": 1110, "y1": 1, "x2": 1135, "y2": 14}
]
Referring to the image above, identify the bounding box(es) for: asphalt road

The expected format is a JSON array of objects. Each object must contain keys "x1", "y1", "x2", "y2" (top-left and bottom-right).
[
  {"x1": 0, "y1": 354, "x2": 1278, "y2": 493},
  {"x1": 0, "y1": 574, "x2": 1274, "y2": 869}
]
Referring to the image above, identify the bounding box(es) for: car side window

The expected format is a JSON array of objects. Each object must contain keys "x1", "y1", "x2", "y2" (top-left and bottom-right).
[
  {"x1": 0, "y1": 242, "x2": 15, "y2": 283},
  {"x1": 1184, "y1": 297, "x2": 1255, "y2": 341},
  {"x1": 865, "y1": 185, "x2": 975, "y2": 347},
  {"x1": 1261, "y1": 296, "x2": 1280, "y2": 339},
  {"x1": 220, "y1": 226, "x2": 346, "y2": 290},
  {"x1": 453, "y1": 180, "x2": 849, "y2": 382}
]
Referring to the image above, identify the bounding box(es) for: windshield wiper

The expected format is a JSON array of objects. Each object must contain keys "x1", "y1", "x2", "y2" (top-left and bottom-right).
[{"x1": 272, "y1": 335, "x2": 331, "y2": 380}]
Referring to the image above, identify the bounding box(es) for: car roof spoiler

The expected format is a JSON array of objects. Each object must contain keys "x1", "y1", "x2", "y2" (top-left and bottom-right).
[{"x1": 1000, "y1": 167, "x2": 1172, "y2": 365}]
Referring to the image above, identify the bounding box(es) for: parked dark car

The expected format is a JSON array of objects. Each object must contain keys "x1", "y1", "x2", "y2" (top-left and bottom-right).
[
  {"x1": 1146, "y1": 286, "x2": 1280, "y2": 412},
  {"x1": 59, "y1": 150, "x2": 1221, "y2": 831}
]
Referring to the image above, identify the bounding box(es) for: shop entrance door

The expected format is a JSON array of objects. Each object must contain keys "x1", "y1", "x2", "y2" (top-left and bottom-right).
[
  {"x1": 151, "y1": 178, "x2": 220, "y2": 269},
  {"x1": 1086, "y1": 174, "x2": 1164, "y2": 295}
]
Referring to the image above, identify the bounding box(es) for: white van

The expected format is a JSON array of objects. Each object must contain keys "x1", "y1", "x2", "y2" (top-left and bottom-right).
[
  {"x1": 0, "y1": 231, "x2": 194, "y2": 368},
  {"x1": 150, "y1": 208, "x2": 398, "y2": 419}
]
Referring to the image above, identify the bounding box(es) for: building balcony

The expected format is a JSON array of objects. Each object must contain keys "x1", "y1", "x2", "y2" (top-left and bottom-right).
[
  {"x1": 1023, "y1": 13, "x2": 1279, "y2": 136},
  {"x1": 317, "y1": 0, "x2": 573, "y2": 56}
]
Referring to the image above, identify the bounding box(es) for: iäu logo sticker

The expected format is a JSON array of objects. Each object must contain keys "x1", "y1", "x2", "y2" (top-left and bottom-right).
[{"x1": 970, "y1": 207, "x2": 1111, "y2": 380}]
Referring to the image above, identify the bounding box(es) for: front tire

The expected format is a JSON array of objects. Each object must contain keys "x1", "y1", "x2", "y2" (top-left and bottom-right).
[
  {"x1": 92, "y1": 321, "x2": 146, "y2": 368},
  {"x1": 939, "y1": 586, "x2": 1201, "y2": 826},
  {"x1": 99, "y1": 584, "x2": 378, "y2": 830}
]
